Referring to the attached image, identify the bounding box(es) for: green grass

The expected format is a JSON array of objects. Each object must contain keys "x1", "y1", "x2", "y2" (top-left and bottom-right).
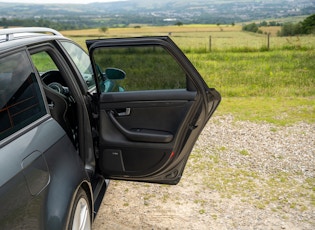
[
  {"x1": 187, "y1": 50, "x2": 315, "y2": 97},
  {"x1": 215, "y1": 97, "x2": 315, "y2": 125},
  {"x1": 31, "y1": 52, "x2": 58, "y2": 72}
]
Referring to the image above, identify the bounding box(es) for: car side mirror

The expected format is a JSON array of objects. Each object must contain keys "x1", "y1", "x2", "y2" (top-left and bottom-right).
[{"x1": 105, "y1": 68, "x2": 125, "y2": 80}]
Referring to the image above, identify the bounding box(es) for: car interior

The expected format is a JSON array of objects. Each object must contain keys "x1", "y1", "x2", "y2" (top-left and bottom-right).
[{"x1": 31, "y1": 50, "x2": 79, "y2": 149}]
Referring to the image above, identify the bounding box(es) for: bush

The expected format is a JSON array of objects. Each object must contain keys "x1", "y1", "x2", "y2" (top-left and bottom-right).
[
  {"x1": 99, "y1": 27, "x2": 108, "y2": 33},
  {"x1": 278, "y1": 14, "x2": 315, "y2": 36},
  {"x1": 278, "y1": 22, "x2": 302, "y2": 36},
  {"x1": 242, "y1": 23, "x2": 259, "y2": 33},
  {"x1": 174, "y1": 21, "x2": 183, "y2": 26}
]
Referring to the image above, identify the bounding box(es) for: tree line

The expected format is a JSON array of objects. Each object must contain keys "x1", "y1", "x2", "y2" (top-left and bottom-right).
[
  {"x1": 242, "y1": 14, "x2": 315, "y2": 36},
  {"x1": 2, "y1": 14, "x2": 314, "y2": 37},
  {"x1": 0, "y1": 18, "x2": 90, "y2": 31}
]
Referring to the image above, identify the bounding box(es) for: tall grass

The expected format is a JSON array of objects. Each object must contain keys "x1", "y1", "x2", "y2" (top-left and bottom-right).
[{"x1": 187, "y1": 50, "x2": 315, "y2": 97}]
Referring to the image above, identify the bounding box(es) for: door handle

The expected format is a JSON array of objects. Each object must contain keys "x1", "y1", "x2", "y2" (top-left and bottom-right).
[
  {"x1": 108, "y1": 111, "x2": 173, "y2": 143},
  {"x1": 117, "y1": 108, "x2": 131, "y2": 116}
]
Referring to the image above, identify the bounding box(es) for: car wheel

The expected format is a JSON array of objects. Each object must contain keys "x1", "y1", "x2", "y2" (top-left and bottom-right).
[{"x1": 69, "y1": 188, "x2": 91, "y2": 230}]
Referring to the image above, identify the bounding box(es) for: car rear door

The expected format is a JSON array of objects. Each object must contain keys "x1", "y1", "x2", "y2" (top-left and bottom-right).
[{"x1": 87, "y1": 36, "x2": 220, "y2": 184}]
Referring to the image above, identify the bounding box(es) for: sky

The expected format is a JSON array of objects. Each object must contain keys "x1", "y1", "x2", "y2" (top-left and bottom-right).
[{"x1": 0, "y1": 0, "x2": 124, "y2": 4}]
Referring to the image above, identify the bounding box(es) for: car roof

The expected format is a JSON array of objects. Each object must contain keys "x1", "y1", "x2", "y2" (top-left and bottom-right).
[{"x1": 0, "y1": 27, "x2": 68, "y2": 52}]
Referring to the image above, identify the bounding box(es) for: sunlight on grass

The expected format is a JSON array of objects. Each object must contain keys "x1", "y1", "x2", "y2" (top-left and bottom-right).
[
  {"x1": 188, "y1": 50, "x2": 315, "y2": 97},
  {"x1": 215, "y1": 97, "x2": 315, "y2": 125}
]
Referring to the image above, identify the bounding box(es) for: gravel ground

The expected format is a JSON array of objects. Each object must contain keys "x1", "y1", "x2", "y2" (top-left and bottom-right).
[{"x1": 93, "y1": 115, "x2": 315, "y2": 230}]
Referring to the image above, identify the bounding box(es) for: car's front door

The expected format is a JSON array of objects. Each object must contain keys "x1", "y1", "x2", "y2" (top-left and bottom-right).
[{"x1": 87, "y1": 37, "x2": 220, "y2": 184}]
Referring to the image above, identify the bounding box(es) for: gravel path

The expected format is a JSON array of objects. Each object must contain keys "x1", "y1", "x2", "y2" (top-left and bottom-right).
[{"x1": 93, "y1": 115, "x2": 315, "y2": 230}]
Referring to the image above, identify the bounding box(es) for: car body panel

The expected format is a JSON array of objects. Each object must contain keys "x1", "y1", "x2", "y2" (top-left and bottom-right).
[{"x1": 0, "y1": 118, "x2": 89, "y2": 229}]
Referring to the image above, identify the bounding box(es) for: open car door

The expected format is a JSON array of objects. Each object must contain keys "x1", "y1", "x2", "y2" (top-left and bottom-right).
[{"x1": 87, "y1": 37, "x2": 220, "y2": 185}]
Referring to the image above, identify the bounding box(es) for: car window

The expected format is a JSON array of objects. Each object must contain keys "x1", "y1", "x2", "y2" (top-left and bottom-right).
[
  {"x1": 31, "y1": 51, "x2": 58, "y2": 73},
  {"x1": 92, "y1": 45, "x2": 187, "y2": 93},
  {"x1": 0, "y1": 51, "x2": 46, "y2": 141},
  {"x1": 60, "y1": 41, "x2": 95, "y2": 89}
]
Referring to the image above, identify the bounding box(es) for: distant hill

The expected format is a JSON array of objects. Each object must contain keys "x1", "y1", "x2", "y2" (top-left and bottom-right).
[{"x1": 0, "y1": 0, "x2": 314, "y2": 29}]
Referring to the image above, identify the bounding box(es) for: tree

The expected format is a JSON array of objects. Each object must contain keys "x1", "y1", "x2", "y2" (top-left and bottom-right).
[
  {"x1": 269, "y1": 21, "x2": 280, "y2": 26},
  {"x1": 99, "y1": 27, "x2": 108, "y2": 34},
  {"x1": 278, "y1": 14, "x2": 315, "y2": 36},
  {"x1": 242, "y1": 23, "x2": 259, "y2": 33},
  {"x1": 174, "y1": 21, "x2": 183, "y2": 26},
  {"x1": 278, "y1": 22, "x2": 303, "y2": 36},
  {"x1": 301, "y1": 14, "x2": 315, "y2": 34},
  {"x1": 260, "y1": 21, "x2": 268, "y2": 26}
]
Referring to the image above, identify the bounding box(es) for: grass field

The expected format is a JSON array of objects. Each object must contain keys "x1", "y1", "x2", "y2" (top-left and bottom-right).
[
  {"x1": 62, "y1": 24, "x2": 315, "y2": 51},
  {"x1": 64, "y1": 25, "x2": 315, "y2": 125}
]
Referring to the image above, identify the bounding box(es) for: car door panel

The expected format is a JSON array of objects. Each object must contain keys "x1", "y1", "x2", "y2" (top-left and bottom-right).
[
  {"x1": 87, "y1": 36, "x2": 221, "y2": 184},
  {"x1": 99, "y1": 90, "x2": 196, "y2": 141},
  {"x1": 98, "y1": 90, "x2": 196, "y2": 176}
]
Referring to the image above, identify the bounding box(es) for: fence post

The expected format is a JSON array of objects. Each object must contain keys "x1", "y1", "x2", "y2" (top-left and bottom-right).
[
  {"x1": 209, "y1": 36, "x2": 212, "y2": 52},
  {"x1": 267, "y1": 33, "x2": 271, "y2": 50}
]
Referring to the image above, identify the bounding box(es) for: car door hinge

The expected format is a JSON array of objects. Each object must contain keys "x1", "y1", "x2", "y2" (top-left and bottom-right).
[
  {"x1": 189, "y1": 123, "x2": 198, "y2": 130},
  {"x1": 92, "y1": 127, "x2": 99, "y2": 138},
  {"x1": 92, "y1": 112, "x2": 99, "y2": 119},
  {"x1": 92, "y1": 127, "x2": 100, "y2": 158}
]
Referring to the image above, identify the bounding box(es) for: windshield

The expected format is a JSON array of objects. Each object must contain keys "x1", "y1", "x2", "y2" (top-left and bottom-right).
[{"x1": 60, "y1": 41, "x2": 95, "y2": 89}]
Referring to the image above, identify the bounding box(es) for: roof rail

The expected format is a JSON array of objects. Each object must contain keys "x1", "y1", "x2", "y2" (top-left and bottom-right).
[{"x1": 0, "y1": 27, "x2": 63, "y2": 41}]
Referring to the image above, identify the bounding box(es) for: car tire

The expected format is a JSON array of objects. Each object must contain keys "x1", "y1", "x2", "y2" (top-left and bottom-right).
[{"x1": 69, "y1": 188, "x2": 91, "y2": 230}]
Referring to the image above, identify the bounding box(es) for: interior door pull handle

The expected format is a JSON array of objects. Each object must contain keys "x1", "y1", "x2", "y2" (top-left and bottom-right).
[
  {"x1": 108, "y1": 111, "x2": 173, "y2": 143},
  {"x1": 117, "y1": 108, "x2": 131, "y2": 116}
]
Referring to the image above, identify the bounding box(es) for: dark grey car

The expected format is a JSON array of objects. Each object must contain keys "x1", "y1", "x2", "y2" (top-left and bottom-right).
[{"x1": 0, "y1": 27, "x2": 220, "y2": 229}]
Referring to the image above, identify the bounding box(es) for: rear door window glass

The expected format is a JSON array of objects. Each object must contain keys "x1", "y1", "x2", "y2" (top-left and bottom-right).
[
  {"x1": 0, "y1": 51, "x2": 46, "y2": 141},
  {"x1": 93, "y1": 45, "x2": 187, "y2": 92}
]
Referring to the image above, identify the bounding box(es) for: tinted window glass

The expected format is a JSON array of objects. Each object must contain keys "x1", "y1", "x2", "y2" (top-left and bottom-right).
[
  {"x1": 0, "y1": 51, "x2": 46, "y2": 141},
  {"x1": 60, "y1": 41, "x2": 95, "y2": 89},
  {"x1": 93, "y1": 46, "x2": 187, "y2": 92}
]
